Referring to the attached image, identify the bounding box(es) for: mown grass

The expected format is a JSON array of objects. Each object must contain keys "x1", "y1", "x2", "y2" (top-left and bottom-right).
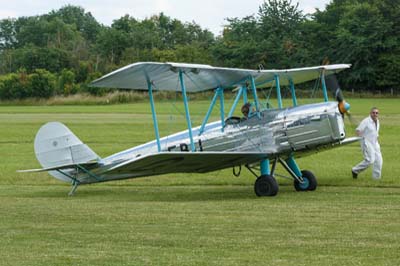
[
  {"x1": 1, "y1": 98, "x2": 399, "y2": 265},
  {"x1": 0, "y1": 89, "x2": 397, "y2": 106}
]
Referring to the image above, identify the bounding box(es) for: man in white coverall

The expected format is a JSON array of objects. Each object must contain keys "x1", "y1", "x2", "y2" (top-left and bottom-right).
[{"x1": 352, "y1": 107, "x2": 382, "y2": 179}]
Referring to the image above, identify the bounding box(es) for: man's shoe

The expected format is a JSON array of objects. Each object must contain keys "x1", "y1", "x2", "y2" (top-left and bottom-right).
[{"x1": 352, "y1": 170, "x2": 358, "y2": 179}]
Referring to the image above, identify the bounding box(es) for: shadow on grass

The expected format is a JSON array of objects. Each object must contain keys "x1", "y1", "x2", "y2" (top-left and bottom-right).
[{"x1": 19, "y1": 183, "x2": 298, "y2": 202}]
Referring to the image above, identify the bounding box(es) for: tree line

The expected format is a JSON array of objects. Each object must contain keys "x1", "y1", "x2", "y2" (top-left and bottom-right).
[{"x1": 0, "y1": 0, "x2": 399, "y2": 100}]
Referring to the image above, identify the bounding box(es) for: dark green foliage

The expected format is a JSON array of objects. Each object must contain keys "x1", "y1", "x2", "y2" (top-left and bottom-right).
[
  {"x1": 0, "y1": 18, "x2": 16, "y2": 49},
  {"x1": 0, "y1": 72, "x2": 29, "y2": 99},
  {"x1": 0, "y1": 1, "x2": 399, "y2": 100},
  {"x1": 82, "y1": 71, "x2": 113, "y2": 96},
  {"x1": 47, "y1": 5, "x2": 101, "y2": 42},
  {"x1": 75, "y1": 61, "x2": 91, "y2": 83},
  {"x1": 258, "y1": 0, "x2": 307, "y2": 68},
  {"x1": 28, "y1": 69, "x2": 56, "y2": 98},
  {"x1": 310, "y1": 0, "x2": 400, "y2": 90},
  {"x1": 95, "y1": 27, "x2": 130, "y2": 65},
  {"x1": 0, "y1": 69, "x2": 56, "y2": 99},
  {"x1": 212, "y1": 0, "x2": 310, "y2": 69},
  {"x1": 10, "y1": 45, "x2": 72, "y2": 73},
  {"x1": 212, "y1": 16, "x2": 262, "y2": 68},
  {"x1": 58, "y1": 69, "x2": 76, "y2": 95}
]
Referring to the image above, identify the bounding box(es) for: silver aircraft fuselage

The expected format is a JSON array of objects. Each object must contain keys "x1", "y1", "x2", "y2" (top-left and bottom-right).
[
  {"x1": 104, "y1": 101, "x2": 344, "y2": 160},
  {"x1": 67, "y1": 101, "x2": 346, "y2": 184}
]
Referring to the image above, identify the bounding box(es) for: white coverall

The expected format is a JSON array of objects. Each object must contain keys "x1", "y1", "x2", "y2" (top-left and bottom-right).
[{"x1": 352, "y1": 116, "x2": 382, "y2": 179}]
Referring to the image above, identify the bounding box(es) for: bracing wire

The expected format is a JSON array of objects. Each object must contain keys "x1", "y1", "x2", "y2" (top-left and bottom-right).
[
  {"x1": 310, "y1": 74, "x2": 322, "y2": 99},
  {"x1": 259, "y1": 80, "x2": 275, "y2": 109}
]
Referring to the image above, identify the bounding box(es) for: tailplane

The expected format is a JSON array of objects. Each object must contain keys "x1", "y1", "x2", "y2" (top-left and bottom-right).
[{"x1": 33, "y1": 122, "x2": 100, "y2": 182}]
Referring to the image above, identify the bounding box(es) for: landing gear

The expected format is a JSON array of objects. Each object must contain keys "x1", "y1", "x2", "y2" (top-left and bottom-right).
[
  {"x1": 246, "y1": 156, "x2": 318, "y2": 197},
  {"x1": 254, "y1": 175, "x2": 279, "y2": 197},
  {"x1": 294, "y1": 170, "x2": 317, "y2": 191}
]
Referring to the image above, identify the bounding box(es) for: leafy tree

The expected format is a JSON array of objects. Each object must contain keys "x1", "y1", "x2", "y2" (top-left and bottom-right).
[
  {"x1": 212, "y1": 16, "x2": 262, "y2": 68},
  {"x1": 371, "y1": 0, "x2": 400, "y2": 90},
  {"x1": 0, "y1": 70, "x2": 29, "y2": 99},
  {"x1": 0, "y1": 68, "x2": 55, "y2": 99},
  {"x1": 0, "y1": 18, "x2": 16, "y2": 49},
  {"x1": 213, "y1": 0, "x2": 306, "y2": 69},
  {"x1": 175, "y1": 44, "x2": 213, "y2": 64},
  {"x1": 312, "y1": 0, "x2": 400, "y2": 90},
  {"x1": 94, "y1": 27, "x2": 130, "y2": 66},
  {"x1": 1, "y1": 1, "x2": 399, "y2": 99},
  {"x1": 185, "y1": 23, "x2": 215, "y2": 49},
  {"x1": 28, "y1": 69, "x2": 56, "y2": 98},
  {"x1": 257, "y1": 0, "x2": 306, "y2": 68},
  {"x1": 82, "y1": 71, "x2": 110, "y2": 95},
  {"x1": 132, "y1": 17, "x2": 162, "y2": 50},
  {"x1": 48, "y1": 5, "x2": 101, "y2": 42},
  {"x1": 11, "y1": 45, "x2": 71, "y2": 73},
  {"x1": 112, "y1": 15, "x2": 138, "y2": 33},
  {"x1": 334, "y1": 2, "x2": 389, "y2": 88},
  {"x1": 58, "y1": 68, "x2": 76, "y2": 95},
  {"x1": 259, "y1": 0, "x2": 305, "y2": 37},
  {"x1": 75, "y1": 61, "x2": 92, "y2": 83},
  {"x1": 46, "y1": 17, "x2": 79, "y2": 50},
  {"x1": 14, "y1": 16, "x2": 50, "y2": 48},
  {"x1": 151, "y1": 48, "x2": 177, "y2": 62},
  {"x1": 375, "y1": 51, "x2": 400, "y2": 89}
]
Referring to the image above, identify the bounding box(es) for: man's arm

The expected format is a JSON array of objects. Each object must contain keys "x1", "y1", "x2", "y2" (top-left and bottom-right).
[{"x1": 355, "y1": 118, "x2": 367, "y2": 137}]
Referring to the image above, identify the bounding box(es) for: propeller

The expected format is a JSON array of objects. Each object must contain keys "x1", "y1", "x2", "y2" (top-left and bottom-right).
[{"x1": 324, "y1": 74, "x2": 357, "y2": 126}]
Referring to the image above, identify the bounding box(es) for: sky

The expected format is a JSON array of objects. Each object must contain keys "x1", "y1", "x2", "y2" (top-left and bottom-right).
[{"x1": 0, "y1": 0, "x2": 331, "y2": 35}]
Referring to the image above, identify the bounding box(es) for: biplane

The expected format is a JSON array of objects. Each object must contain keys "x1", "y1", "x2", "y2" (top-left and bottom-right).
[{"x1": 20, "y1": 62, "x2": 360, "y2": 196}]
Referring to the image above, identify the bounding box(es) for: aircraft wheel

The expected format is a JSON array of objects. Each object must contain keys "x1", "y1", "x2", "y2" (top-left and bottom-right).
[
  {"x1": 254, "y1": 175, "x2": 279, "y2": 197},
  {"x1": 294, "y1": 170, "x2": 317, "y2": 191}
]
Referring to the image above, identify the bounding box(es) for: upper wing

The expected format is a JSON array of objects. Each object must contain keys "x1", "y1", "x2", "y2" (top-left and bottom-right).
[
  {"x1": 90, "y1": 62, "x2": 351, "y2": 92},
  {"x1": 90, "y1": 62, "x2": 256, "y2": 92},
  {"x1": 257, "y1": 64, "x2": 351, "y2": 86}
]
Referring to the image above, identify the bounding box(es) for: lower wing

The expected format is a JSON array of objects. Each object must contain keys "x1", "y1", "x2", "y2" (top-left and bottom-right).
[{"x1": 102, "y1": 152, "x2": 269, "y2": 178}]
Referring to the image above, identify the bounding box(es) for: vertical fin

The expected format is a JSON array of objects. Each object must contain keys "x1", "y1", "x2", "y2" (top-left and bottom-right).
[{"x1": 34, "y1": 122, "x2": 100, "y2": 182}]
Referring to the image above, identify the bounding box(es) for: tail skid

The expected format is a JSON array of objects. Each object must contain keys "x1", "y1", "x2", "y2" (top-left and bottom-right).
[{"x1": 68, "y1": 181, "x2": 80, "y2": 196}]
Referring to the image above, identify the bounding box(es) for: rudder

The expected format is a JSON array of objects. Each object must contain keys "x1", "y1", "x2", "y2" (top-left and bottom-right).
[{"x1": 34, "y1": 122, "x2": 100, "y2": 182}]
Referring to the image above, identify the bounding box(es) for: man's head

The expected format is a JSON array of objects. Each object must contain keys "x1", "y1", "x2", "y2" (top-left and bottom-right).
[
  {"x1": 241, "y1": 103, "x2": 251, "y2": 117},
  {"x1": 370, "y1": 107, "x2": 379, "y2": 122}
]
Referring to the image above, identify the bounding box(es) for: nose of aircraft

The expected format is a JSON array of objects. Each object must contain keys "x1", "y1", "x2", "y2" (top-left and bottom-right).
[
  {"x1": 338, "y1": 100, "x2": 350, "y2": 114},
  {"x1": 324, "y1": 74, "x2": 351, "y2": 115}
]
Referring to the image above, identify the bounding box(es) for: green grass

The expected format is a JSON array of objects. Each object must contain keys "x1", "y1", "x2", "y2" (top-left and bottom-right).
[{"x1": 1, "y1": 98, "x2": 399, "y2": 265}]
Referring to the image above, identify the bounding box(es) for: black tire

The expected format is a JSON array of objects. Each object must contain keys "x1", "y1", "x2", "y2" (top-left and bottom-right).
[
  {"x1": 254, "y1": 175, "x2": 279, "y2": 197},
  {"x1": 294, "y1": 170, "x2": 317, "y2": 191}
]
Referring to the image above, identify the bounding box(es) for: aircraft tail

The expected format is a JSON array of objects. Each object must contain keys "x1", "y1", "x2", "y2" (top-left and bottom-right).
[{"x1": 33, "y1": 122, "x2": 100, "y2": 182}]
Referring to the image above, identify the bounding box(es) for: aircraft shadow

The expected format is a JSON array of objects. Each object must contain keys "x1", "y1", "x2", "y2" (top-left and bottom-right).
[{"x1": 25, "y1": 184, "x2": 294, "y2": 202}]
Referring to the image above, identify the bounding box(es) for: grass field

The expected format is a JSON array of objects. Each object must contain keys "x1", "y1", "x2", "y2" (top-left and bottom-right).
[{"x1": 1, "y1": 98, "x2": 399, "y2": 265}]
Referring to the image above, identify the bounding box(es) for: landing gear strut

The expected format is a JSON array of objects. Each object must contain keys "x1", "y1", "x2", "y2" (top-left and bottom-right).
[{"x1": 248, "y1": 156, "x2": 318, "y2": 197}]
